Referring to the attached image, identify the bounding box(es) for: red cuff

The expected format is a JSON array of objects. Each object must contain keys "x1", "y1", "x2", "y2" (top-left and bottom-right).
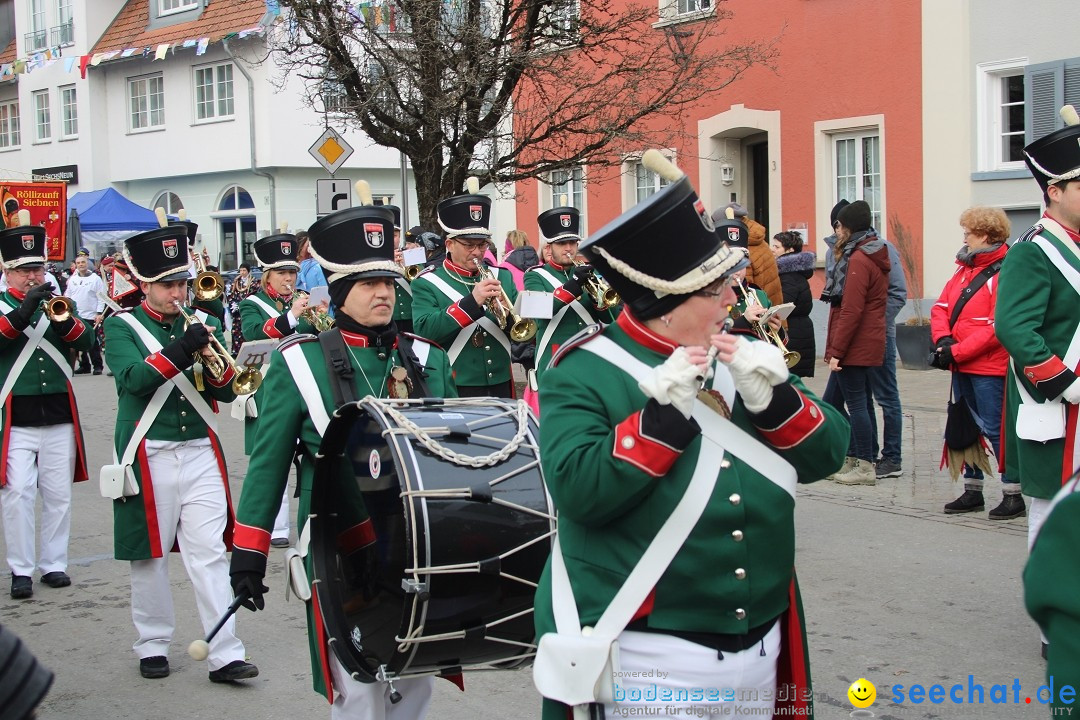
[
  {"x1": 262, "y1": 317, "x2": 285, "y2": 339},
  {"x1": 0, "y1": 315, "x2": 18, "y2": 339},
  {"x1": 446, "y1": 302, "x2": 473, "y2": 328},
  {"x1": 205, "y1": 363, "x2": 236, "y2": 388},
  {"x1": 553, "y1": 286, "x2": 576, "y2": 305},
  {"x1": 337, "y1": 519, "x2": 377, "y2": 553},
  {"x1": 1023, "y1": 356, "x2": 1069, "y2": 383},
  {"x1": 612, "y1": 410, "x2": 682, "y2": 478},
  {"x1": 754, "y1": 391, "x2": 826, "y2": 450},
  {"x1": 233, "y1": 522, "x2": 271, "y2": 556},
  {"x1": 145, "y1": 352, "x2": 181, "y2": 379},
  {"x1": 61, "y1": 319, "x2": 86, "y2": 343}
]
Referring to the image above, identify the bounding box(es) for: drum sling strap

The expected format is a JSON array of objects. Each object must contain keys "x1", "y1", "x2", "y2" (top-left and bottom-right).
[{"x1": 318, "y1": 329, "x2": 432, "y2": 408}]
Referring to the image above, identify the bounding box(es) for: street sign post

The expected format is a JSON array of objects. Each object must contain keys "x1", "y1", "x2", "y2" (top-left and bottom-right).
[
  {"x1": 308, "y1": 128, "x2": 354, "y2": 174},
  {"x1": 316, "y1": 178, "x2": 353, "y2": 216}
]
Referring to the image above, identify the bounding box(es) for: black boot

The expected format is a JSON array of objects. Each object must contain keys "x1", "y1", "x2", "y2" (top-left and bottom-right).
[
  {"x1": 944, "y1": 489, "x2": 984, "y2": 514},
  {"x1": 988, "y1": 493, "x2": 1026, "y2": 520}
]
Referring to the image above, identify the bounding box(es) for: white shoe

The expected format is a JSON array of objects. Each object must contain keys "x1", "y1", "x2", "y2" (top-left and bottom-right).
[
  {"x1": 827, "y1": 456, "x2": 856, "y2": 481},
  {"x1": 834, "y1": 458, "x2": 876, "y2": 486}
]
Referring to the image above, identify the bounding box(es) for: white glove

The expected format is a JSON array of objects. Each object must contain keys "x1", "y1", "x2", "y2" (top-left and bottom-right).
[
  {"x1": 638, "y1": 347, "x2": 702, "y2": 419},
  {"x1": 1063, "y1": 377, "x2": 1080, "y2": 405},
  {"x1": 725, "y1": 337, "x2": 790, "y2": 413}
]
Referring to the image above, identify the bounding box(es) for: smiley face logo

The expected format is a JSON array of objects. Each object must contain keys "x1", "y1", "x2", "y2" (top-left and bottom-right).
[{"x1": 848, "y1": 678, "x2": 876, "y2": 708}]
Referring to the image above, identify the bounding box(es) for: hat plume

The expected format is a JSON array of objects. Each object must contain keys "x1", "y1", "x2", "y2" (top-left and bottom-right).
[
  {"x1": 354, "y1": 180, "x2": 373, "y2": 205},
  {"x1": 642, "y1": 149, "x2": 684, "y2": 183},
  {"x1": 1061, "y1": 105, "x2": 1080, "y2": 127}
]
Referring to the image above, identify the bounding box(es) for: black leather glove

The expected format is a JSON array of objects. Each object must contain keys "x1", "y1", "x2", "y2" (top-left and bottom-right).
[
  {"x1": 179, "y1": 323, "x2": 211, "y2": 356},
  {"x1": 11, "y1": 282, "x2": 54, "y2": 328},
  {"x1": 937, "y1": 345, "x2": 955, "y2": 367},
  {"x1": 561, "y1": 265, "x2": 592, "y2": 298},
  {"x1": 935, "y1": 336, "x2": 957, "y2": 351},
  {"x1": 231, "y1": 571, "x2": 268, "y2": 612},
  {"x1": 512, "y1": 340, "x2": 536, "y2": 369}
]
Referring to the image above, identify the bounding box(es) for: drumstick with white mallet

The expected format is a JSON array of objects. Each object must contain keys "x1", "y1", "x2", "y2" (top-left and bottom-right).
[{"x1": 187, "y1": 593, "x2": 249, "y2": 661}]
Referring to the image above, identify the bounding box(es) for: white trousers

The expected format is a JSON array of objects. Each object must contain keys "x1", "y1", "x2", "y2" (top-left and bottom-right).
[
  {"x1": 1, "y1": 424, "x2": 75, "y2": 577},
  {"x1": 1027, "y1": 495, "x2": 1053, "y2": 645},
  {"x1": 130, "y1": 440, "x2": 245, "y2": 669},
  {"x1": 273, "y1": 485, "x2": 290, "y2": 539},
  {"x1": 329, "y1": 652, "x2": 434, "y2": 720},
  {"x1": 605, "y1": 623, "x2": 781, "y2": 718}
]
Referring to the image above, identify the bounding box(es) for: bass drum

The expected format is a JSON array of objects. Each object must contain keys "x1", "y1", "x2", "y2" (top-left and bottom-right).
[{"x1": 309, "y1": 397, "x2": 554, "y2": 683}]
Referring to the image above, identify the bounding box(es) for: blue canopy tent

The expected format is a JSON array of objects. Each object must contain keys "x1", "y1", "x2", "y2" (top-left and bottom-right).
[{"x1": 68, "y1": 188, "x2": 159, "y2": 262}]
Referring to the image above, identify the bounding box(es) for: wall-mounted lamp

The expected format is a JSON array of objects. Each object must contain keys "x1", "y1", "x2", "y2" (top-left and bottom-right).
[{"x1": 720, "y1": 163, "x2": 735, "y2": 186}]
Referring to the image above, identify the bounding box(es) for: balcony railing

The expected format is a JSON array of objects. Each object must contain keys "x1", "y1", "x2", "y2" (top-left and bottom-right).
[
  {"x1": 49, "y1": 21, "x2": 74, "y2": 48},
  {"x1": 24, "y1": 29, "x2": 46, "y2": 52}
]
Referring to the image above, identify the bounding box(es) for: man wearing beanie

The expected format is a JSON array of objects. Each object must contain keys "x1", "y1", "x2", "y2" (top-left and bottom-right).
[
  {"x1": 533, "y1": 152, "x2": 848, "y2": 720},
  {"x1": 712, "y1": 202, "x2": 782, "y2": 306},
  {"x1": 105, "y1": 224, "x2": 256, "y2": 683},
  {"x1": 822, "y1": 200, "x2": 890, "y2": 486},
  {"x1": 0, "y1": 220, "x2": 91, "y2": 600},
  {"x1": 230, "y1": 197, "x2": 455, "y2": 720}
]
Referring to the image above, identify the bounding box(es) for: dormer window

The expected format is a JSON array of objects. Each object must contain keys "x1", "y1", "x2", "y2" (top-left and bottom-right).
[{"x1": 160, "y1": 0, "x2": 198, "y2": 15}]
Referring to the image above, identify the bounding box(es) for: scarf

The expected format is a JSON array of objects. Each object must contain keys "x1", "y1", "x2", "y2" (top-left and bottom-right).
[
  {"x1": 820, "y1": 230, "x2": 884, "y2": 306},
  {"x1": 954, "y1": 243, "x2": 1004, "y2": 266}
]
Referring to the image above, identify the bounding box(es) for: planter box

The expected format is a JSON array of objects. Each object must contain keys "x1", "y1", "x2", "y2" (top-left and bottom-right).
[{"x1": 895, "y1": 322, "x2": 932, "y2": 371}]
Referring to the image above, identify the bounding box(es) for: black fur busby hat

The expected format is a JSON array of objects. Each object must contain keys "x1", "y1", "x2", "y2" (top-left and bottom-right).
[
  {"x1": 384, "y1": 205, "x2": 402, "y2": 231},
  {"x1": 172, "y1": 220, "x2": 198, "y2": 247},
  {"x1": 1025, "y1": 105, "x2": 1080, "y2": 194},
  {"x1": 579, "y1": 150, "x2": 747, "y2": 321},
  {"x1": 0, "y1": 223, "x2": 46, "y2": 270},
  {"x1": 308, "y1": 190, "x2": 401, "y2": 283},
  {"x1": 253, "y1": 233, "x2": 300, "y2": 272},
  {"x1": 538, "y1": 206, "x2": 582, "y2": 251},
  {"x1": 123, "y1": 226, "x2": 191, "y2": 283},
  {"x1": 437, "y1": 178, "x2": 492, "y2": 241}
]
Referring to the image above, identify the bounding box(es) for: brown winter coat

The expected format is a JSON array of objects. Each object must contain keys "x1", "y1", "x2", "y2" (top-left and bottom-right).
[
  {"x1": 744, "y1": 218, "x2": 783, "y2": 306},
  {"x1": 825, "y1": 235, "x2": 891, "y2": 367}
]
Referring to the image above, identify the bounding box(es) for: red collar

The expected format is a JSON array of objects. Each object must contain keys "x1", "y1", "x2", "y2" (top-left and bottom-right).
[
  {"x1": 340, "y1": 330, "x2": 399, "y2": 349},
  {"x1": 1045, "y1": 212, "x2": 1080, "y2": 243},
  {"x1": 265, "y1": 284, "x2": 290, "y2": 302},
  {"x1": 7, "y1": 288, "x2": 25, "y2": 301},
  {"x1": 443, "y1": 258, "x2": 479, "y2": 278},
  {"x1": 140, "y1": 300, "x2": 176, "y2": 323},
  {"x1": 616, "y1": 310, "x2": 680, "y2": 356},
  {"x1": 545, "y1": 260, "x2": 570, "y2": 272}
]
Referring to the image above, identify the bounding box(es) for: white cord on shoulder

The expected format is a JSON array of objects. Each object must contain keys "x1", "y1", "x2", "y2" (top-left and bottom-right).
[{"x1": 592, "y1": 245, "x2": 745, "y2": 296}]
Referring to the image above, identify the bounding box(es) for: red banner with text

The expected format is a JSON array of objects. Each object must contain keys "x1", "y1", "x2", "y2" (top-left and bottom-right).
[{"x1": 0, "y1": 182, "x2": 67, "y2": 261}]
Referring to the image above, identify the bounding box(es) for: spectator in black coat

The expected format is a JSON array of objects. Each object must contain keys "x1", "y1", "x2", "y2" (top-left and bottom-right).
[{"x1": 770, "y1": 230, "x2": 816, "y2": 377}]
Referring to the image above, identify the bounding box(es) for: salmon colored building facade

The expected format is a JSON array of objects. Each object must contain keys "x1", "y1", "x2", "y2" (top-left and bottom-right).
[{"x1": 514, "y1": 0, "x2": 923, "y2": 296}]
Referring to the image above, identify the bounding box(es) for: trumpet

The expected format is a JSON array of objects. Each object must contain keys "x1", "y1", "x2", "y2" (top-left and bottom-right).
[
  {"x1": 734, "y1": 280, "x2": 800, "y2": 369},
  {"x1": 405, "y1": 264, "x2": 423, "y2": 281},
  {"x1": 473, "y1": 259, "x2": 537, "y2": 342},
  {"x1": 173, "y1": 301, "x2": 262, "y2": 395},
  {"x1": 572, "y1": 260, "x2": 620, "y2": 310},
  {"x1": 292, "y1": 290, "x2": 335, "y2": 332},
  {"x1": 26, "y1": 280, "x2": 76, "y2": 322},
  {"x1": 190, "y1": 248, "x2": 224, "y2": 302}
]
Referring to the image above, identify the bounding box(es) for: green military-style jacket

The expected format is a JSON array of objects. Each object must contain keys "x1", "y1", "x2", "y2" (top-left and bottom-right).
[
  {"x1": 0, "y1": 290, "x2": 93, "y2": 487},
  {"x1": 1025, "y1": 477, "x2": 1080, "y2": 714},
  {"x1": 535, "y1": 311, "x2": 847, "y2": 720},
  {"x1": 237, "y1": 289, "x2": 317, "y2": 454},
  {"x1": 232, "y1": 330, "x2": 457, "y2": 698},
  {"x1": 393, "y1": 277, "x2": 413, "y2": 324},
  {"x1": 104, "y1": 302, "x2": 237, "y2": 560},
  {"x1": 411, "y1": 258, "x2": 518, "y2": 389},
  {"x1": 995, "y1": 222, "x2": 1080, "y2": 499},
  {"x1": 523, "y1": 261, "x2": 618, "y2": 381}
]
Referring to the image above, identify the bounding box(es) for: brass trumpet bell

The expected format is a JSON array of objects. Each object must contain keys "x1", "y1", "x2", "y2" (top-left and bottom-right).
[
  {"x1": 194, "y1": 271, "x2": 224, "y2": 302},
  {"x1": 473, "y1": 259, "x2": 537, "y2": 342},
  {"x1": 173, "y1": 301, "x2": 262, "y2": 395},
  {"x1": 510, "y1": 318, "x2": 538, "y2": 342},
  {"x1": 405, "y1": 264, "x2": 422, "y2": 281},
  {"x1": 44, "y1": 296, "x2": 75, "y2": 323}
]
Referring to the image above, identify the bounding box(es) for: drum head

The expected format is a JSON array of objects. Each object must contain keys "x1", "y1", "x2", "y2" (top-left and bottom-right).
[{"x1": 310, "y1": 398, "x2": 552, "y2": 682}]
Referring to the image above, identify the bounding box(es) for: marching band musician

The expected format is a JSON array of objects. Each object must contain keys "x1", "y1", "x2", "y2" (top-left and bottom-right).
[
  {"x1": 172, "y1": 214, "x2": 227, "y2": 323},
  {"x1": 0, "y1": 220, "x2": 91, "y2": 599},
  {"x1": 411, "y1": 185, "x2": 520, "y2": 398},
  {"x1": 533, "y1": 153, "x2": 847, "y2": 719},
  {"x1": 104, "y1": 225, "x2": 257, "y2": 684},
  {"x1": 229, "y1": 201, "x2": 456, "y2": 720},
  {"x1": 237, "y1": 232, "x2": 319, "y2": 548},
  {"x1": 523, "y1": 204, "x2": 618, "y2": 387}
]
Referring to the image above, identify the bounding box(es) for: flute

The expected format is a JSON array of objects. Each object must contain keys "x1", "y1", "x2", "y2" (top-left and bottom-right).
[{"x1": 696, "y1": 316, "x2": 734, "y2": 387}]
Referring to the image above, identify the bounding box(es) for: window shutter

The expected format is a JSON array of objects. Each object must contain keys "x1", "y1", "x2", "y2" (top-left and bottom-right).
[
  {"x1": 1065, "y1": 58, "x2": 1080, "y2": 111},
  {"x1": 1026, "y1": 61, "x2": 1063, "y2": 144}
]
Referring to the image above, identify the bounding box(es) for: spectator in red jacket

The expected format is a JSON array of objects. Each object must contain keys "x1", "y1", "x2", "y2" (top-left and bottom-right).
[
  {"x1": 930, "y1": 206, "x2": 1020, "y2": 519},
  {"x1": 823, "y1": 200, "x2": 891, "y2": 485}
]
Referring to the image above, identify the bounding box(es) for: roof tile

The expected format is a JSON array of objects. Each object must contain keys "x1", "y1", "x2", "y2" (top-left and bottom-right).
[{"x1": 91, "y1": 0, "x2": 268, "y2": 57}]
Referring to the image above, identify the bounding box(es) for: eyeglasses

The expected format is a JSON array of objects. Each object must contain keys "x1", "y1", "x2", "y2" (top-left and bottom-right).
[
  {"x1": 453, "y1": 239, "x2": 488, "y2": 250},
  {"x1": 694, "y1": 277, "x2": 736, "y2": 299}
]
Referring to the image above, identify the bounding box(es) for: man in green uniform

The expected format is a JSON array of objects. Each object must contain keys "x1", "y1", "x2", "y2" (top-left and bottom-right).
[
  {"x1": 533, "y1": 154, "x2": 847, "y2": 719},
  {"x1": 1004, "y1": 105, "x2": 1080, "y2": 660},
  {"x1": 524, "y1": 205, "x2": 618, "y2": 386},
  {"x1": 105, "y1": 225, "x2": 257, "y2": 683},
  {"x1": 229, "y1": 201, "x2": 456, "y2": 720},
  {"x1": 0, "y1": 221, "x2": 91, "y2": 599},
  {"x1": 411, "y1": 188, "x2": 521, "y2": 397},
  {"x1": 237, "y1": 232, "x2": 318, "y2": 546}
]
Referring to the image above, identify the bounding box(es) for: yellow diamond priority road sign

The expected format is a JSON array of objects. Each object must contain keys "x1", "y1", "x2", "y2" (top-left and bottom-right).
[{"x1": 308, "y1": 127, "x2": 354, "y2": 174}]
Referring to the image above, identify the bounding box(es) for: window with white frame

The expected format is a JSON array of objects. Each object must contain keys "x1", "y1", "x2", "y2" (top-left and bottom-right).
[
  {"x1": 153, "y1": 191, "x2": 184, "y2": 215},
  {"x1": 52, "y1": 0, "x2": 75, "y2": 46},
  {"x1": 129, "y1": 73, "x2": 165, "y2": 131},
  {"x1": 160, "y1": 0, "x2": 198, "y2": 15},
  {"x1": 548, "y1": 167, "x2": 584, "y2": 209},
  {"x1": 540, "y1": 0, "x2": 578, "y2": 38},
  {"x1": 976, "y1": 60, "x2": 1027, "y2": 171},
  {"x1": 194, "y1": 63, "x2": 234, "y2": 121},
  {"x1": 634, "y1": 161, "x2": 670, "y2": 203},
  {"x1": 59, "y1": 85, "x2": 77, "y2": 138},
  {"x1": 322, "y1": 71, "x2": 348, "y2": 113},
  {"x1": 676, "y1": 0, "x2": 710, "y2": 15},
  {"x1": 658, "y1": 0, "x2": 711, "y2": 23},
  {"x1": 0, "y1": 100, "x2": 20, "y2": 149},
  {"x1": 32, "y1": 90, "x2": 50, "y2": 142},
  {"x1": 27, "y1": 0, "x2": 47, "y2": 51},
  {"x1": 833, "y1": 130, "x2": 882, "y2": 230}
]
